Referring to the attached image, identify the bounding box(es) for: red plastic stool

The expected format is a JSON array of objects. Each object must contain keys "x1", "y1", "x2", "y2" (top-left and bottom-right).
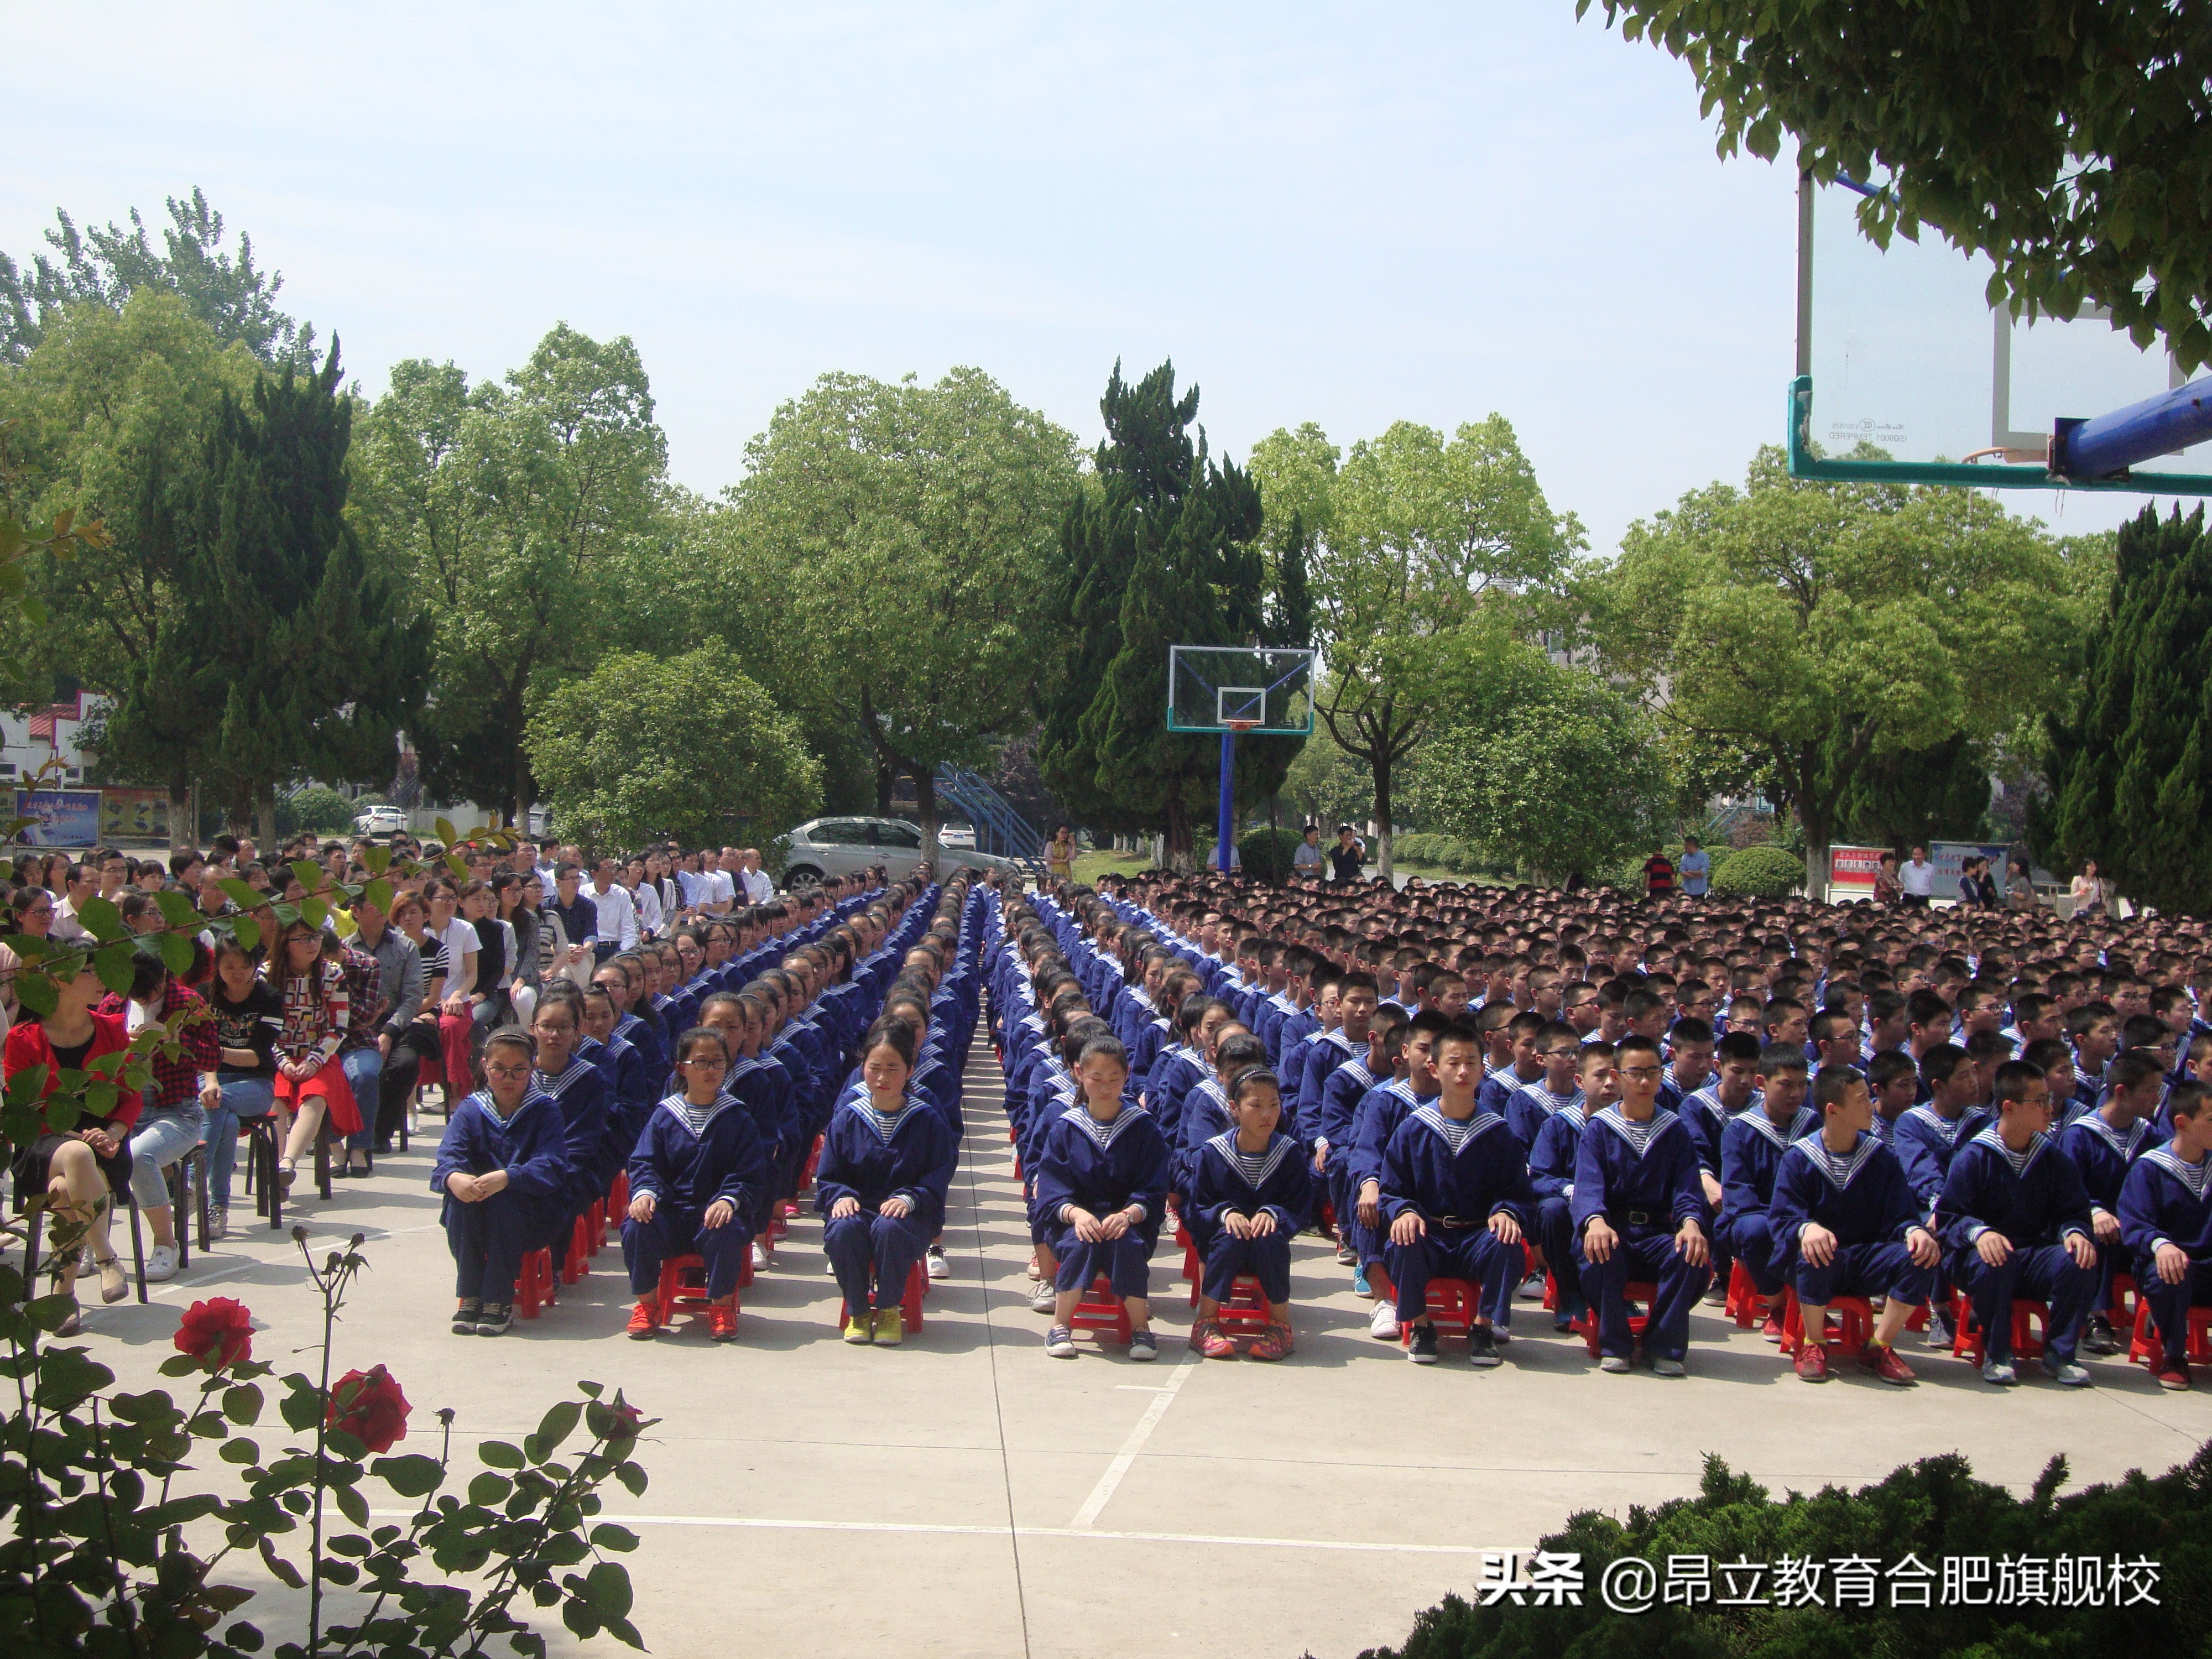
[
  {"x1": 1574, "y1": 1280, "x2": 1657, "y2": 1358},
  {"x1": 2128, "y1": 1298, "x2": 2212, "y2": 1366},
  {"x1": 651, "y1": 1253, "x2": 739, "y2": 1328},
  {"x1": 1780, "y1": 1292, "x2": 1874, "y2": 1358},
  {"x1": 799, "y1": 1133, "x2": 823, "y2": 1195},
  {"x1": 561, "y1": 1214, "x2": 593, "y2": 1285},
  {"x1": 1068, "y1": 1275, "x2": 1133, "y2": 1345},
  {"x1": 839, "y1": 1261, "x2": 930, "y2": 1333},
  {"x1": 1398, "y1": 1277, "x2": 1478, "y2": 1348},
  {"x1": 1725, "y1": 1259, "x2": 1771, "y2": 1329},
  {"x1": 2109, "y1": 1271, "x2": 2139, "y2": 1331},
  {"x1": 586, "y1": 1198, "x2": 607, "y2": 1256},
  {"x1": 1542, "y1": 1271, "x2": 1559, "y2": 1311},
  {"x1": 1948, "y1": 1290, "x2": 2047, "y2": 1365},
  {"x1": 515, "y1": 1248, "x2": 557, "y2": 1319},
  {"x1": 1215, "y1": 1274, "x2": 1274, "y2": 1337}
]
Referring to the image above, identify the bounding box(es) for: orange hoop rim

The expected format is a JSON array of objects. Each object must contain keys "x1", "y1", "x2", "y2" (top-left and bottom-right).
[{"x1": 1221, "y1": 718, "x2": 1261, "y2": 731}]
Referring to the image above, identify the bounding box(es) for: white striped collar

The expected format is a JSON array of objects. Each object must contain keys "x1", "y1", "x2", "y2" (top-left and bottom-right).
[
  {"x1": 1332, "y1": 1059, "x2": 1377, "y2": 1092},
  {"x1": 2143, "y1": 1147, "x2": 2212, "y2": 1199},
  {"x1": 1512, "y1": 1082, "x2": 1583, "y2": 1119},
  {"x1": 472, "y1": 1086, "x2": 554, "y2": 1127},
  {"x1": 1792, "y1": 1130, "x2": 1882, "y2": 1191},
  {"x1": 659, "y1": 1090, "x2": 740, "y2": 1139},
  {"x1": 1061, "y1": 1102, "x2": 1152, "y2": 1152},
  {"x1": 1410, "y1": 1105, "x2": 1509, "y2": 1155},
  {"x1": 1903, "y1": 1104, "x2": 1983, "y2": 1145},
  {"x1": 532, "y1": 1056, "x2": 596, "y2": 1097},
  {"x1": 1594, "y1": 1105, "x2": 1678, "y2": 1158},
  {"x1": 1206, "y1": 1131, "x2": 1295, "y2": 1188},
  {"x1": 1969, "y1": 1126, "x2": 2052, "y2": 1179},
  {"x1": 2069, "y1": 1114, "x2": 2156, "y2": 1160},
  {"x1": 1736, "y1": 1107, "x2": 1820, "y2": 1150}
]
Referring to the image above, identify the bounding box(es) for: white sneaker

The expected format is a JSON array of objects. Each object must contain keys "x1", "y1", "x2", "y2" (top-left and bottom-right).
[
  {"x1": 1369, "y1": 1300, "x2": 1401, "y2": 1339},
  {"x1": 207, "y1": 1207, "x2": 228, "y2": 1241},
  {"x1": 925, "y1": 1245, "x2": 949, "y2": 1280},
  {"x1": 750, "y1": 1241, "x2": 770, "y2": 1272},
  {"x1": 145, "y1": 1245, "x2": 179, "y2": 1283},
  {"x1": 1029, "y1": 1280, "x2": 1058, "y2": 1314}
]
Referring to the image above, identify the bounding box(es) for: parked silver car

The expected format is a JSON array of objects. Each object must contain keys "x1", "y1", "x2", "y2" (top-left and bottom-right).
[{"x1": 780, "y1": 817, "x2": 1023, "y2": 886}]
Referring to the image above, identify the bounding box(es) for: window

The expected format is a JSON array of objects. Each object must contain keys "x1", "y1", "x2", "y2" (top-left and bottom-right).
[
  {"x1": 810, "y1": 820, "x2": 870, "y2": 846},
  {"x1": 872, "y1": 822, "x2": 922, "y2": 850}
]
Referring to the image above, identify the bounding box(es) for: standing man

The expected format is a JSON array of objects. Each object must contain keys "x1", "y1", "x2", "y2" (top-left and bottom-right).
[
  {"x1": 587, "y1": 858, "x2": 640, "y2": 960},
  {"x1": 1328, "y1": 826, "x2": 1365, "y2": 885},
  {"x1": 51, "y1": 862, "x2": 96, "y2": 942},
  {"x1": 1642, "y1": 844, "x2": 1677, "y2": 898},
  {"x1": 1678, "y1": 836, "x2": 1710, "y2": 901},
  {"x1": 1293, "y1": 825, "x2": 1326, "y2": 878},
  {"x1": 739, "y1": 848, "x2": 775, "y2": 904},
  {"x1": 1901, "y1": 846, "x2": 1936, "y2": 909}
]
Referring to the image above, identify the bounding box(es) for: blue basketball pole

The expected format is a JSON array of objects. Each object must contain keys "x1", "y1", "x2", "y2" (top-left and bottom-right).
[{"x1": 1215, "y1": 728, "x2": 1237, "y2": 872}]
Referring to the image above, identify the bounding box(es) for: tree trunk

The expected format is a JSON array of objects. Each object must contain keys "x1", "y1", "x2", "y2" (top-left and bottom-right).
[
  {"x1": 875, "y1": 759, "x2": 895, "y2": 817},
  {"x1": 1373, "y1": 749, "x2": 1394, "y2": 883},
  {"x1": 1803, "y1": 807, "x2": 1834, "y2": 902},
  {"x1": 255, "y1": 782, "x2": 277, "y2": 851},
  {"x1": 1164, "y1": 793, "x2": 1194, "y2": 872},
  {"x1": 911, "y1": 763, "x2": 941, "y2": 873},
  {"x1": 168, "y1": 775, "x2": 194, "y2": 855}
]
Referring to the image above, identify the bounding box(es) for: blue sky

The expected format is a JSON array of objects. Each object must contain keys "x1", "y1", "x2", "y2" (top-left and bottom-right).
[{"x1": 3, "y1": 3, "x2": 2147, "y2": 550}]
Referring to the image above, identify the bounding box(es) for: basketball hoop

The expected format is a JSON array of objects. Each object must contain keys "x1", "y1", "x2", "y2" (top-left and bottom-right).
[{"x1": 1222, "y1": 718, "x2": 1260, "y2": 732}]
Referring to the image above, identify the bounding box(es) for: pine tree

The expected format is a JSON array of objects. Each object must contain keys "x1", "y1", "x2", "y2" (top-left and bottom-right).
[{"x1": 2035, "y1": 505, "x2": 2212, "y2": 912}]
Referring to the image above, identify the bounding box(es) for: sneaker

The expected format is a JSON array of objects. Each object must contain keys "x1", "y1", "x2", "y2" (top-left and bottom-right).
[
  {"x1": 1859, "y1": 1340, "x2": 1917, "y2": 1386},
  {"x1": 1044, "y1": 1324, "x2": 1078, "y2": 1358},
  {"x1": 207, "y1": 1206, "x2": 228, "y2": 1242},
  {"x1": 1369, "y1": 1300, "x2": 1401, "y2": 1339},
  {"x1": 1598, "y1": 1353, "x2": 1632, "y2": 1374},
  {"x1": 2158, "y1": 1361, "x2": 2192, "y2": 1391},
  {"x1": 1351, "y1": 1267, "x2": 1371, "y2": 1297},
  {"x1": 709, "y1": 1302, "x2": 740, "y2": 1342},
  {"x1": 870, "y1": 1307, "x2": 902, "y2": 1346},
  {"x1": 1650, "y1": 1356, "x2": 1686, "y2": 1378},
  {"x1": 1760, "y1": 1310, "x2": 1786, "y2": 1344},
  {"x1": 1192, "y1": 1319, "x2": 1236, "y2": 1359},
  {"x1": 1924, "y1": 1310, "x2": 1954, "y2": 1350},
  {"x1": 1406, "y1": 1323, "x2": 1440, "y2": 1364},
  {"x1": 1029, "y1": 1281, "x2": 1058, "y2": 1314},
  {"x1": 1517, "y1": 1272, "x2": 1546, "y2": 1302},
  {"x1": 626, "y1": 1298, "x2": 661, "y2": 1339},
  {"x1": 1489, "y1": 1325, "x2": 1511, "y2": 1347},
  {"x1": 1703, "y1": 1281, "x2": 1729, "y2": 1306},
  {"x1": 1247, "y1": 1322, "x2": 1293, "y2": 1361},
  {"x1": 144, "y1": 1245, "x2": 178, "y2": 1284},
  {"x1": 1467, "y1": 1325, "x2": 1502, "y2": 1368},
  {"x1": 475, "y1": 1303, "x2": 513, "y2": 1337},
  {"x1": 750, "y1": 1241, "x2": 770, "y2": 1272},
  {"x1": 843, "y1": 1314, "x2": 874, "y2": 1344},
  {"x1": 1981, "y1": 1355, "x2": 2017, "y2": 1386},
  {"x1": 1793, "y1": 1340, "x2": 1830, "y2": 1383},
  {"x1": 454, "y1": 1300, "x2": 483, "y2": 1335},
  {"x1": 1334, "y1": 1237, "x2": 1357, "y2": 1267},
  {"x1": 925, "y1": 1244, "x2": 949, "y2": 1280},
  {"x1": 1127, "y1": 1328, "x2": 1158, "y2": 1362},
  {"x1": 2081, "y1": 1316, "x2": 2120, "y2": 1356},
  {"x1": 1025, "y1": 1260, "x2": 1042, "y2": 1281},
  {"x1": 2043, "y1": 1357, "x2": 2093, "y2": 1387}
]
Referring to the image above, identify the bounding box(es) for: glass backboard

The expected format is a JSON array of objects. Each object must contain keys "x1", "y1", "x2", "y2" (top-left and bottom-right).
[{"x1": 1165, "y1": 645, "x2": 1316, "y2": 736}]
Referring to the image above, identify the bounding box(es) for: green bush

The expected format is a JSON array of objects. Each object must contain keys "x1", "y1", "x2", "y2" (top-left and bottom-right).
[
  {"x1": 1370, "y1": 1443, "x2": 2200, "y2": 1659},
  {"x1": 1708, "y1": 842, "x2": 1805, "y2": 898},
  {"x1": 278, "y1": 783, "x2": 357, "y2": 836},
  {"x1": 1393, "y1": 832, "x2": 1494, "y2": 877},
  {"x1": 1238, "y1": 826, "x2": 1307, "y2": 884}
]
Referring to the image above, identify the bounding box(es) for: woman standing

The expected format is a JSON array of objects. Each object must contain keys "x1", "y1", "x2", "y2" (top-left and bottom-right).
[
  {"x1": 1045, "y1": 825, "x2": 1078, "y2": 886},
  {"x1": 427, "y1": 880, "x2": 481, "y2": 1104},
  {"x1": 2070, "y1": 859, "x2": 2110, "y2": 918},
  {"x1": 384, "y1": 891, "x2": 448, "y2": 1135},
  {"x1": 507, "y1": 871, "x2": 546, "y2": 1027},
  {"x1": 1872, "y1": 852, "x2": 1903, "y2": 907}
]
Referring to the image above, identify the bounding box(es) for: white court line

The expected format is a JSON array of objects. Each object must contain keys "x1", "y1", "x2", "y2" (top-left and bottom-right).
[
  {"x1": 367, "y1": 1510, "x2": 1494, "y2": 1556},
  {"x1": 1068, "y1": 1349, "x2": 1200, "y2": 1530}
]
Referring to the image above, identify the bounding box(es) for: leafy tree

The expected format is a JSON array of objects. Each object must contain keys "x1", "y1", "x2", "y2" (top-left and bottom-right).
[
  {"x1": 1832, "y1": 731, "x2": 1996, "y2": 852},
  {"x1": 1, "y1": 186, "x2": 306, "y2": 366},
  {"x1": 1578, "y1": 1, "x2": 2212, "y2": 369},
  {"x1": 719, "y1": 368, "x2": 1081, "y2": 864},
  {"x1": 2035, "y1": 505, "x2": 2212, "y2": 913},
  {"x1": 1043, "y1": 362, "x2": 1296, "y2": 867},
  {"x1": 1592, "y1": 447, "x2": 2087, "y2": 897},
  {"x1": 526, "y1": 650, "x2": 821, "y2": 852},
  {"x1": 1281, "y1": 718, "x2": 1376, "y2": 832},
  {"x1": 1250, "y1": 415, "x2": 1582, "y2": 878},
  {"x1": 1412, "y1": 651, "x2": 1670, "y2": 884},
  {"x1": 353, "y1": 327, "x2": 669, "y2": 821}
]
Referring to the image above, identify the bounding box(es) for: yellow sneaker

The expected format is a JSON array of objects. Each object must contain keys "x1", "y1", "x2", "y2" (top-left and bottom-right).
[
  {"x1": 873, "y1": 1307, "x2": 904, "y2": 1347},
  {"x1": 843, "y1": 1314, "x2": 874, "y2": 1344}
]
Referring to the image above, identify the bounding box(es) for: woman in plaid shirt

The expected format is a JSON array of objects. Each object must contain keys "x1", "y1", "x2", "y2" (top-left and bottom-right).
[
  {"x1": 265, "y1": 919, "x2": 356, "y2": 1194},
  {"x1": 93, "y1": 953, "x2": 220, "y2": 1282}
]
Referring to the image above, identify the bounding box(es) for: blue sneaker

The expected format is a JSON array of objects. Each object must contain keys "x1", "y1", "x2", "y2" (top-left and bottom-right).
[{"x1": 1352, "y1": 1267, "x2": 1371, "y2": 1297}]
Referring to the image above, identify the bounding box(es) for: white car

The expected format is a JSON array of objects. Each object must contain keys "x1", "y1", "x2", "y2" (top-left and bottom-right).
[
  {"x1": 780, "y1": 817, "x2": 1022, "y2": 886},
  {"x1": 938, "y1": 823, "x2": 977, "y2": 849},
  {"x1": 352, "y1": 805, "x2": 409, "y2": 836}
]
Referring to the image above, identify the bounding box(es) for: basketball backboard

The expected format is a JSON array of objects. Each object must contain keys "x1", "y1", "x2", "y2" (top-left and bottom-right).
[
  {"x1": 1791, "y1": 176, "x2": 2212, "y2": 495},
  {"x1": 1166, "y1": 645, "x2": 1316, "y2": 736}
]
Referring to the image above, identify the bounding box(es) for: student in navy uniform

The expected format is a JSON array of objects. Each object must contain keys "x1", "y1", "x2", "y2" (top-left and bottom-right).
[
  {"x1": 1185, "y1": 1065, "x2": 1311, "y2": 1361},
  {"x1": 1717, "y1": 1044, "x2": 1818, "y2": 1342},
  {"x1": 432, "y1": 1026, "x2": 571, "y2": 1338},
  {"x1": 2119, "y1": 1078, "x2": 2212, "y2": 1390},
  {"x1": 1888, "y1": 1042, "x2": 1986, "y2": 1350},
  {"x1": 2058, "y1": 1046, "x2": 2167, "y2": 1355},
  {"x1": 1936, "y1": 1059, "x2": 2101, "y2": 1387},
  {"x1": 1656, "y1": 1017, "x2": 1715, "y2": 1114},
  {"x1": 1310, "y1": 1001, "x2": 1395, "y2": 1265},
  {"x1": 1766, "y1": 1066, "x2": 1939, "y2": 1385},
  {"x1": 1864, "y1": 1048, "x2": 1919, "y2": 1142},
  {"x1": 1299, "y1": 972, "x2": 1378, "y2": 1127},
  {"x1": 816, "y1": 1018, "x2": 960, "y2": 1345},
  {"x1": 1383, "y1": 1019, "x2": 1534, "y2": 1366},
  {"x1": 1504, "y1": 1021, "x2": 1585, "y2": 1153},
  {"x1": 1571, "y1": 1032, "x2": 1712, "y2": 1376},
  {"x1": 1174, "y1": 1028, "x2": 1265, "y2": 1192},
  {"x1": 528, "y1": 993, "x2": 611, "y2": 1254},
  {"x1": 1528, "y1": 1042, "x2": 1614, "y2": 1331},
  {"x1": 622, "y1": 1026, "x2": 768, "y2": 1343},
  {"x1": 1476, "y1": 1011, "x2": 1547, "y2": 1120},
  {"x1": 1034, "y1": 1030, "x2": 1171, "y2": 1361},
  {"x1": 1347, "y1": 1011, "x2": 1444, "y2": 1336},
  {"x1": 1679, "y1": 1029, "x2": 1761, "y2": 1291}
]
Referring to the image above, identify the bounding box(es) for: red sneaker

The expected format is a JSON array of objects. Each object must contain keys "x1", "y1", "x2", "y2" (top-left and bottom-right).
[
  {"x1": 1247, "y1": 1322, "x2": 1295, "y2": 1361},
  {"x1": 708, "y1": 1301, "x2": 739, "y2": 1342},
  {"x1": 1761, "y1": 1310, "x2": 1787, "y2": 1344},
  {"x1": 1859, "y1": 1340, "x2": 1917, "y2": 1386},
  {"x1": 1191, "y1": 1319, "x2": 1237, "y2": 1359},
  {"x1": 2159, "y1": 1361, "x2": 2192, "y2": 1391},
  {"x1": 625, "y1": 1298, "x2": 661, "y2": 1339},
  {"x1": 1793, "y1": 1340, "x2": 1829, "y2": 1383}
]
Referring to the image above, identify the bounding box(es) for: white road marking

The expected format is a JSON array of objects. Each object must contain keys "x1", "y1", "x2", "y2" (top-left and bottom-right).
[{"x1": 1068, "y1": 1349, "x2": 1201, "y2": 1529}]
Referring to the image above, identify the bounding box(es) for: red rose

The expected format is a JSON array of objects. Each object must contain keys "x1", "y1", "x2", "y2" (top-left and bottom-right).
[
  {"x1": 172, "y1": 1298, "x2": 254, "y2": 1371},
  {"x1": 326, "y1": 1365, "x2": 410, "y2": 1453}
]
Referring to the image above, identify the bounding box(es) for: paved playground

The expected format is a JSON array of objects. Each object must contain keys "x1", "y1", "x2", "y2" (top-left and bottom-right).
[{"x1": 72, "y1": 1041, "x2": 2212, "y2": 1659}]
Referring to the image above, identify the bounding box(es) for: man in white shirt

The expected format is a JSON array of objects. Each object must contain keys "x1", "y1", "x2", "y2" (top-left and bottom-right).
[
  {"x1": 51, "y1": 861, "x2": 96, "y2": 942},
  {"x1": 738, "y1": 848, "x2": 775, "y2": 904},
  {"x1": 698, "y1": 849, "x2": 735, "y2": 915},
  {"x1": 587, "y1": 857, "x2": 640, "y2": 956},
  {"x1": 1900, "y1": 845, "x2": 1936, "y2": 909}
]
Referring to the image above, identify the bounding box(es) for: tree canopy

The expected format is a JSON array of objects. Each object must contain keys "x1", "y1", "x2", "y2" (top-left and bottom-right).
[{"x1": 1579, "y1": 1, "x2": 2212, "y2": 368}]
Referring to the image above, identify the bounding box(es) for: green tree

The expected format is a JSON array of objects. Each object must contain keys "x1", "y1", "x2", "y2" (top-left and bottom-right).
[
  {"x1": 1412, "y1": 652, "x2": 1670, "y2": 884},
  {"x1": 1592, "y1": 447, "x2": 2088, "y2": 896},
  {"x1": 1832, "y1": 731, "x2": 1996, "y2": 852},
  {"x1": 1578, "y1": 1, "x2": 2212, "y2": 368},
  {"x1": 1250, "y1": 415, "x2": 1583, "y2": 878},
  {"x1": 527, "y1": 650, "x2": 822, "y2": 852},
  {"x1": 2035, "y1": 505, "x2": 2212, "y2": 913},
  {"x1": 353, "y1": 326, "x2": 669, "y2": 821},
  {"x1": 2, "y1": 187, "x2": 306, "y2": 366},
  {"x1": 719, "y1": 368, "x2": 1081, "y2": 864}
]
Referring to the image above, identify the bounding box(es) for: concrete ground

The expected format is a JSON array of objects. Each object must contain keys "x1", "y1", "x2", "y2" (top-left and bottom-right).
[{"x1": 57, "y1": 1040, "x2": 2212, "y2": 1659}]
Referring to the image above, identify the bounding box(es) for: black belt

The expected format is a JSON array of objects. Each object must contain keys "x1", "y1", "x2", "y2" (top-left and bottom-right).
[{"x1": 1621, "y1": 1209, "x2": 1662, "y2": 1228}]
